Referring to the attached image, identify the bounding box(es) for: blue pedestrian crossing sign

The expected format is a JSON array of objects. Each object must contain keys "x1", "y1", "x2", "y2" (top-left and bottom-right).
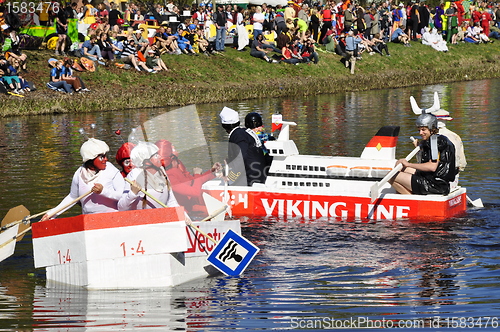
[{"x1": 207, "y1": 229, "x2": 259, "y2": 276}]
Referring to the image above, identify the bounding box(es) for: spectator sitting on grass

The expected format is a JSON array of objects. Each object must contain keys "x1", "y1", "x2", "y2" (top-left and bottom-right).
[
  {"x1": 301, "y1": 39, "x2": 319, "y2": 64},
  {"x1": 47, "y1": 60, "x2": 73, "y2": 94},
  {"x1": 3, "y1": 28, "x2": 28, "y2": 73},
  {"x1": 132, "y1": 29, "x2": 149, "y2": 54},
  {"x1": 251, "y1": 33, "x2": 278, "y2": 63},
  {"x1": 110, "y1": 31, "x2": 124, "y2": 59},
  {"x1": 97, "y1": 31, "x2": 115, "y2": 63},
  {"x1": 62, "y1": 58, "x2": 90, "y2": 92},
  {"x1": 0, "y1": 58, "x2": 24, "y2": 94},
  {"x1": 121, "y1": 39, "x2": 155, "y2": 72},
  {"x1": 281, "y1": 40, "x2": 300, "y2": 65},
  {"x1": 79, "y1": 35, "x2": 105, "y2": 65},
  {"x1": 145, "y1": 46, "x2": 169, "y2": 72},
  {"x1": 371, "y1": 33, "x2": 391, "y2": 56},
  {"x1": 390, "y1": 25, "x2": 411, "y2": 46},
  {"x1": 8, "y1": 57, "x2": 31, "y2": 92},
  {"x1": 193, "y1": 27, "x2": 214, "y2": 55},
  {"x1": 163, "y1": 26, "x2": 182, "y2": 54},
  {"x1": 176, "y1": 26, "x2": 197, "y2": 55}
]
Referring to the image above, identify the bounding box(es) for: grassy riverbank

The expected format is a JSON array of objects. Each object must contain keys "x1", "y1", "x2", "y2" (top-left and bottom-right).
[{"x1": 2, "y1": 40, "x2": 500, "y2": 117}]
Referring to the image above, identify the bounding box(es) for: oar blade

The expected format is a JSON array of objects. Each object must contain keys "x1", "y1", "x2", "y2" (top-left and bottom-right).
[
  {"x1": 370, "y1": 182, "x2": 380, "y2": 202},
  {"x1": 1, "y1": 205, "x2": 31, "y2": 242},
  {"x1": 0, "y1": 224, "x2": 20, "y2": 262},
  {"x1": 467, "y1": 195, "x2": 484, "y2": 208},
  {"x1": 202, "y1": 193, "x2": 227, "y2": 222}
]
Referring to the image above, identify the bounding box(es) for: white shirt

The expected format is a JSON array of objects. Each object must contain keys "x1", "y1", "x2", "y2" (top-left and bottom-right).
[
  {"x1": 48, "y1": 162, "x2": 124, "y2": 217},
  {"x1": 118, "y1": 167, "x2": 179, "y2": 210},
  {"x1": 253, "y1": 12, "x2": 265, "y2": 30}
]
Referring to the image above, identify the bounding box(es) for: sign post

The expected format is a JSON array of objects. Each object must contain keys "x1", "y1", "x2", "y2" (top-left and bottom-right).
[{"x1": 207, "y1": 229, "x2": 259, "y2": 276}]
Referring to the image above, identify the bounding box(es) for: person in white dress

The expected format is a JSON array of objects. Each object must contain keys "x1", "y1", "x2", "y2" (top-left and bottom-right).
[{"x1": 118, "y1": 141, "x2": 179, "y2": 210}]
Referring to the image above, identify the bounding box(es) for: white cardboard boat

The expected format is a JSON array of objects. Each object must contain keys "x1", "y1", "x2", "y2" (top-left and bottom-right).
[
  {"x1": 202, "y1": 121, "x2": 467, "y2": 221},
  {"x1": 32, "y1": 207, "x2": 240, "y2": 289}
]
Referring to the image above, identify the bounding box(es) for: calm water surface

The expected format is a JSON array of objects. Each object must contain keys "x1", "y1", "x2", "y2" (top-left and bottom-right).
[{"x1": 0, "y1": 80, "x2": 499, "y2": 331}]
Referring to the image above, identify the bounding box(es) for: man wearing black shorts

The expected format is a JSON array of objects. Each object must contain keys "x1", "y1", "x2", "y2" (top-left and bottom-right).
[{"x1": 390, "y1": 113, "x2": 457, "y2": 195}]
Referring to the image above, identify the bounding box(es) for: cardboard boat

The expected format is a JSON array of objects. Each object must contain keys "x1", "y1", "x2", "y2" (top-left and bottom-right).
[
  {"x1": 31, "y1": 207, "x2": 240, "y2": 289},
  {"x1": 202, "y1": 121, "x2": 467, "y2": 221}
]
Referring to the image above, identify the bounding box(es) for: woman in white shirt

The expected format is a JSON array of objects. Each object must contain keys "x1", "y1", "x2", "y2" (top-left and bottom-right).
[{"x1": 252, "y1": 6, "x2": 265, "y2": 40}]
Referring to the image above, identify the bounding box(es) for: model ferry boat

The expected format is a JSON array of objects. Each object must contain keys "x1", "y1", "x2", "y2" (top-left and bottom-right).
[{"x1": 202, "y1": 121, "x2": 467, "y2": 220}]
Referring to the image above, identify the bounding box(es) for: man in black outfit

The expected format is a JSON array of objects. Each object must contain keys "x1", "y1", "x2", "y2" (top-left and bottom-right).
[
  {"x1": 390, "y1": 113, "x2": 457, "y2": 195},
  {"x1": 220, "y1": 107, "x2": 268, "y2": 186}
]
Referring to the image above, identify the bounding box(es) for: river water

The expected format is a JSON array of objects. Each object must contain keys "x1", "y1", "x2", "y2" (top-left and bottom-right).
[{"x1": 0, "y1": 80, "x2": 499, "y2": 331}]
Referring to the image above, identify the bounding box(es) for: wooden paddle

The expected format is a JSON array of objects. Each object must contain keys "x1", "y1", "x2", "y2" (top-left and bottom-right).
[
  {"x1": 370, "y1": 145, "x2": 421, "y2": 202},
  {"x1": 124, "y1": 178, "x2": 224, "y2": 245},
  {"x1": 0, "y1": 189, "x2": 93, "y2": 262},
  {"x1": 1, "y1": 205, "x2": 33, "y2": 242}
]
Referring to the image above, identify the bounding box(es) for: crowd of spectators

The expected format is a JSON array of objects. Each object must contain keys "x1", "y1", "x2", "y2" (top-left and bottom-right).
[{"x1": 1, "y1": 0, "x2": 500, "y2": 94}]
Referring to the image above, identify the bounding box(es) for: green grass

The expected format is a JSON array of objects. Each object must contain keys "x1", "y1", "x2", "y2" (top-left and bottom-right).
[{"x1": 2, "y1": 40, "x2": 500, "y2": 117}]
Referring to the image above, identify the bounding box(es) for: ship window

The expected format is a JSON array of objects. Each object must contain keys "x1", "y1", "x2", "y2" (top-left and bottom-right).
[
  {"x1": 286, "y1": 165, "x2": 291, "y2": 170},
  {"x1": 282, "y1": 181, "x2": 286, "y2": 186},
  {"x1": 303, "y1": 165, "x2": 307, "y2": 170},
  {"x1": 326, "y1": 183, "x2": 330, "y2": 187},
  {"x1": 314, "y1": 166, "x2": 319, "y2": 171},
  {"x1": 297, "y1": 165, "x2": 302, "y2": 170},
  {"x1": 294, "y1": 182, "x2": 298, "y2": 186},
  {"x1": 309, "y1": 166, "x2": 313, "y2": 171},
  {"x1": 272, "y1": 149, "x2": 277, "y2": 154},
  {"x1": 306, "y1": 182, "x2": 311, "y2": 186},
  {"x1": 279, "y1": 149, "x2": 284, "y2": 154},
  {"x1": 319, "y1": 183, "x2": 323, "y2": 187},
  {"x1": 320, "y1": 167, "x2": 325, "y2": 172},
  {"x1": 292, "y1": 165, "x2": 296, "y2": 170},
  {"x1": 300, "y1": 182, "x2": 304, "y2": 186},
  {"x1": 287, "y1": 182, "x2": 292, "y2": 186},
  {"x1": 313, "y1": 182, "x2": 318, "y2": 187}
]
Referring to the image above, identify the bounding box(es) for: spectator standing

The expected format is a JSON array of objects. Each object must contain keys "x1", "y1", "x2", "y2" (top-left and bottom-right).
[
  {"x1": 445, "y1": 2, "x2": 458, "y2": 44},
  {"x1": 481, "y1": 8, "x2": 492, "y2": 37},
  {"x1": 55, "y1": 4, "x2": 69, "y2": 56},
  {"x1": 434, "y1": 4, "x2": 444, "y2": 32},
  {"x1": 319, "y1": 5, "x2": 333, "y2": 42},
  {"x1": 236, "y1": 6, "x2": 249, "y2": 51},
  {"x1": 108, "y1": 3, "x2": 123, "y2": 28},
  {"x1": 310, "y1": 8, "x2": 320, "y2": 42},
  {"x1": 214, "y1": 5, "x2": 227, "y2": 51},
  {"x1": 253, "y1": 6, "x2": 265, "y2": 39},
  {"x1": 345, "y1": 30, "x2": 361, "y2": 74},
  {"x1": 408, "y1": 2, "x2": 420, "y2": 41}
]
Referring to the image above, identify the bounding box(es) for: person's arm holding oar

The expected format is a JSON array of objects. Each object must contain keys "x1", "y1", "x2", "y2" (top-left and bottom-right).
[
  {"x1": 124, "y1": 178, "x2": 221, "y2": 244},
  {"x1": 41, "y1": 183, "x2": 102, "y2": 221}
]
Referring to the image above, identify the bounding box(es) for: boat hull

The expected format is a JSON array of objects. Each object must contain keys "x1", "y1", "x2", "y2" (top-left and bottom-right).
[
  {"x1": 32, "y1": 208, "x2": 240, "y2": 289},
  {"x1": 203, "y1": 184, "x2": 467, "y2": 220}
]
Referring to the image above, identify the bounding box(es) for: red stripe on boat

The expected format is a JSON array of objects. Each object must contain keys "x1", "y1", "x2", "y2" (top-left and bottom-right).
[
  {"x1": 364, "y1": 136, "x2": 398, "y2": 148},
  {"x1": 32, "y1": 207, "x2": 185, "y2": 238}
]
